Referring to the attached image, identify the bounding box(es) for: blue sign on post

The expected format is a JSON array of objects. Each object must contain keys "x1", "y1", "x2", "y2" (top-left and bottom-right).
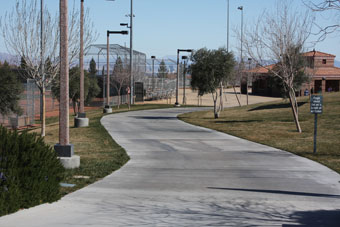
[{"x1": 310, "y1": 95, "x2": 323, "y2": 154}]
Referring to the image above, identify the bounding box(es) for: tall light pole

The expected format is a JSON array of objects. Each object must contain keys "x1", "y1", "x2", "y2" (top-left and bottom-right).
[
  {"x1": 247, "y1": 58, "x2": 252, "y2": 106},
  {"x1": 54, "y1": 0, "x2": 80, "y2": 169},
  {"x1": 59, "y1": 0, "x2": 70, "y2": 148},
  {"x1": 227, "y1": 0, "x2": 230, "y2": 52},
  {"x1": 129, "y1": 0, "x2": 134, "y2": 105},
  {"x1": 238, "y1": 6, "x2": 244, "y2": 98},
  {"x1": 151, "y1": 56, "x2": 156, "y2": 92},
  {"x1": 238, "y1": 6, "x2": 243, "y2": 64},
  {"x1": 79, "y1": 0, "x2": 84, "y2": 116},
  {"x1": 40, "y1": 0, "x2": 46, "y2": 136},
  {"x1": 182, "y1": 56, "x2": 188, "y2": 105},
  {"x1": 175, "y1": 49, "x2": 192, "y2": 106},
  {"x1": 75, "y1": 0, "x2": 89, "y2": 127},
  {"x1": 104, "y1": 30, "x2": 128, "y2": 114}
]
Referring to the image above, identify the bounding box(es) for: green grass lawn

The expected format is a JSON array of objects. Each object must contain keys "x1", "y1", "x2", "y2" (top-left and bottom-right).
[
  {"x1": 179, "y1": 92, "x2": 340, "y2": 174},
  {"x1": 36, "y1": 104, "x2": 175, "y2": 195}
]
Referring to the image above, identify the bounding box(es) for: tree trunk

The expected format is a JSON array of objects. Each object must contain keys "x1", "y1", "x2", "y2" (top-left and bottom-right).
[
  {"x1": 233, "y1": 86, "x2": 241, "y2": 107},
  {"x1": 212, "y1": 91, "x2": 219, "y2": 119},
  {"x1": 288, "y1": 89, "x2": 302, "y2": 133},
  {"x1": 118, "y1": 94, "x2": 120, "y2": 109},
  {"x1": 128, "y1": 94, "x2": 131, "y2": 110},
  {"x1": 219, "y1": 81, "x2": 224, "y2": 111},
  {"x1": 40, "y1": 91, "x2": 43, "y2": 121},
  {"x1": 41, "y1": 86, "x2": 46, "y2": 137},
  {"x1": 73, "y1": 101, "x2": 77, "y2": 116}
]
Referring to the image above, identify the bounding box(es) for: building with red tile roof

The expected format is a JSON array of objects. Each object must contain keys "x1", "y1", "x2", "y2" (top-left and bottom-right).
[{"x1": 245, "y1": 50, "x2": 340, "y2": 96}]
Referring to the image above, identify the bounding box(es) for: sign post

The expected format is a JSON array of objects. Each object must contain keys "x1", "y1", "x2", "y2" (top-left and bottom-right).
[{"x1": 310, "y1": 95, "x2": 323, "y2": 154}]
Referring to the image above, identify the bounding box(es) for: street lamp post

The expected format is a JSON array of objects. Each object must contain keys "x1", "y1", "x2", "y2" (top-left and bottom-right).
[
  {"x1": 238, "y1": 6, "x2": 244, "y2": 99},
  {"x1": 151, "y1": 56, "x2": 156, "y2": 92},
  {"x1": 54, "y1": 0, "x2": 80, "y2": 169},
  {"x1": 175, "y1": 49, "x2": 192, "y2": 107},
  {"x1": 182, "y1": 56, "x2": 188, "y2": 105},
  {"x1": 247, "y1": 58, "x2": 252, "y2": 106},
  {"x1": 75, "y1": 0, "x2": 89, "y2": 127},
  {"x1": 79, "y1": 0, "x2": 84, "y2": 116},
  {"x1": 227, "y1": 0, "x2": 229, "y2": 52},
  {"x1": 120, "y1": 4, "x2": 133, "y2": 106},
  {"x1": 40, "y1": 0, "x2": 46, "y2": 136},
  {"x1": 129, "y1": 0, "x2": 134, "y2": 105},
  {"x1": 104, "y1": 30, "x2": 129, "y2": 113},
  {"x1": 238, "y1": 6, "x2": 243, "y2": 64}
]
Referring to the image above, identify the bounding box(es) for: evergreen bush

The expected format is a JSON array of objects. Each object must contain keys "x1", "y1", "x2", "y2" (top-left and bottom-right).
[{"x1": 0, "y1": 126, "x2": 64, "y2": 216}]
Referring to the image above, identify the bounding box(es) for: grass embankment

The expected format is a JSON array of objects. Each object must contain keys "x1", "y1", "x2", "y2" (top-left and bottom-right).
[
  {"x1": 179, "y1": 92, "x2": 340, "y2": 174},
  {"x1": 33, "y1": 104, "x2": 174, "y2": 195}
]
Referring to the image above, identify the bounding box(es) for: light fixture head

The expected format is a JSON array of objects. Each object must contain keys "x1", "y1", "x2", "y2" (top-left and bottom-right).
[{"x1": 238, "y1": 6, "x2": 243, "y2": 10}]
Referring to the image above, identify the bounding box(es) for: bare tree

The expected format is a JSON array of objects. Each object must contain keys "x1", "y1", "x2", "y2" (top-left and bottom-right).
[
  {"x1": 242, "y1": 1, "x2": 314, "y2": 133},
  {"x1": 112, "y1": 57, "x2": 129, "y2": 109},
  {"x1": 304, "y1": 0, "x2": 340, "y2": 41},
  {"x1": 0, "y1": 0, "x2": 97, "y2": 136}
]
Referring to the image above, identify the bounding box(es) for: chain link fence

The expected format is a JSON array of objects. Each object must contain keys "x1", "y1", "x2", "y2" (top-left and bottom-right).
[{"x1": 0, "y1": 80, "x2": 57, "y2": 129}]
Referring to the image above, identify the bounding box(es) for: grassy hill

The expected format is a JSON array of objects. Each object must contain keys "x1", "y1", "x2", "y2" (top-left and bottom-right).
[{"x1": 179, "y1": 92, "x2": 340, "y2": 174}]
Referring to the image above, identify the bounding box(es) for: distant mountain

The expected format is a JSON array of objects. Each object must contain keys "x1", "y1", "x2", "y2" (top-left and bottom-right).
[{"x1": 334, "y1": 60, "x2": 340, "y2": 68}]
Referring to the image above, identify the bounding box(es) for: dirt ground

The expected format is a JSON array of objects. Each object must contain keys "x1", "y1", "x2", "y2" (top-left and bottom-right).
[{"x1": 142, "y1": 87, "x2": 281, "y2": 107}]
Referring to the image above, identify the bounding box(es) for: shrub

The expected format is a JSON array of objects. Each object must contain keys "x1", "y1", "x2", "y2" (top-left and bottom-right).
[{"x1": 0, "y1": 126, "x2": 64, "y2": 216}]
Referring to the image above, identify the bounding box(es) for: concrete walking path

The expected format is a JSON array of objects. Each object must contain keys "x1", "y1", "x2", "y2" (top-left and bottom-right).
[{"x1": 0, "y1": 107, "x2": 340, "y2": 226}]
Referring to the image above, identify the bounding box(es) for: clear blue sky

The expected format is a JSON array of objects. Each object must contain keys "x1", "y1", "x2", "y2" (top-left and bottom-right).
[{"x1": 0, "y1": 0, "x2": 338, "y2": 60}]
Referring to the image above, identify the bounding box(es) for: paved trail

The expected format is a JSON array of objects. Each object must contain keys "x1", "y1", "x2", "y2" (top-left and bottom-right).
[{"x1": 1, "y1": 108, "x2": 340, "y2": 226}]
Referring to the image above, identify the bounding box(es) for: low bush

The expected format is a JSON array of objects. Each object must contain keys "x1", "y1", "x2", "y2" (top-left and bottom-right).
[{"x1": 0, "y1": 126, "x2": 64, "y2": 216}]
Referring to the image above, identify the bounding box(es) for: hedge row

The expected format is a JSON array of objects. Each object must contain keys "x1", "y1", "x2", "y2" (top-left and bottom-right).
[{"x1": 0, "y1": 126, "x2": 64, "y2": 216}]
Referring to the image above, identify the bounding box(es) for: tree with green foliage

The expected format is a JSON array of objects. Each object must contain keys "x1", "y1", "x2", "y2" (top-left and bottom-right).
[
  {"x1": 87, "y1": 58, "x2": 100, "y2": 104},
  {"x1": 0, "y1": 62, "x2": 23, "y2": 116},
  {"x1": 190, "y1": 48, "x2": 235, "y2": 118},
  {"x1": 52, "y1": 66, "x2": 100, "y2": 115},
  {"x1": 88, "y1": 58, "x2": 97, "y2": 76},
  {"x1": 157, "y1": 60, "x2": 168, "y2": 78},
  {"x1": 86, "y1": 75, "x2": 101, "y2": 105}
]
